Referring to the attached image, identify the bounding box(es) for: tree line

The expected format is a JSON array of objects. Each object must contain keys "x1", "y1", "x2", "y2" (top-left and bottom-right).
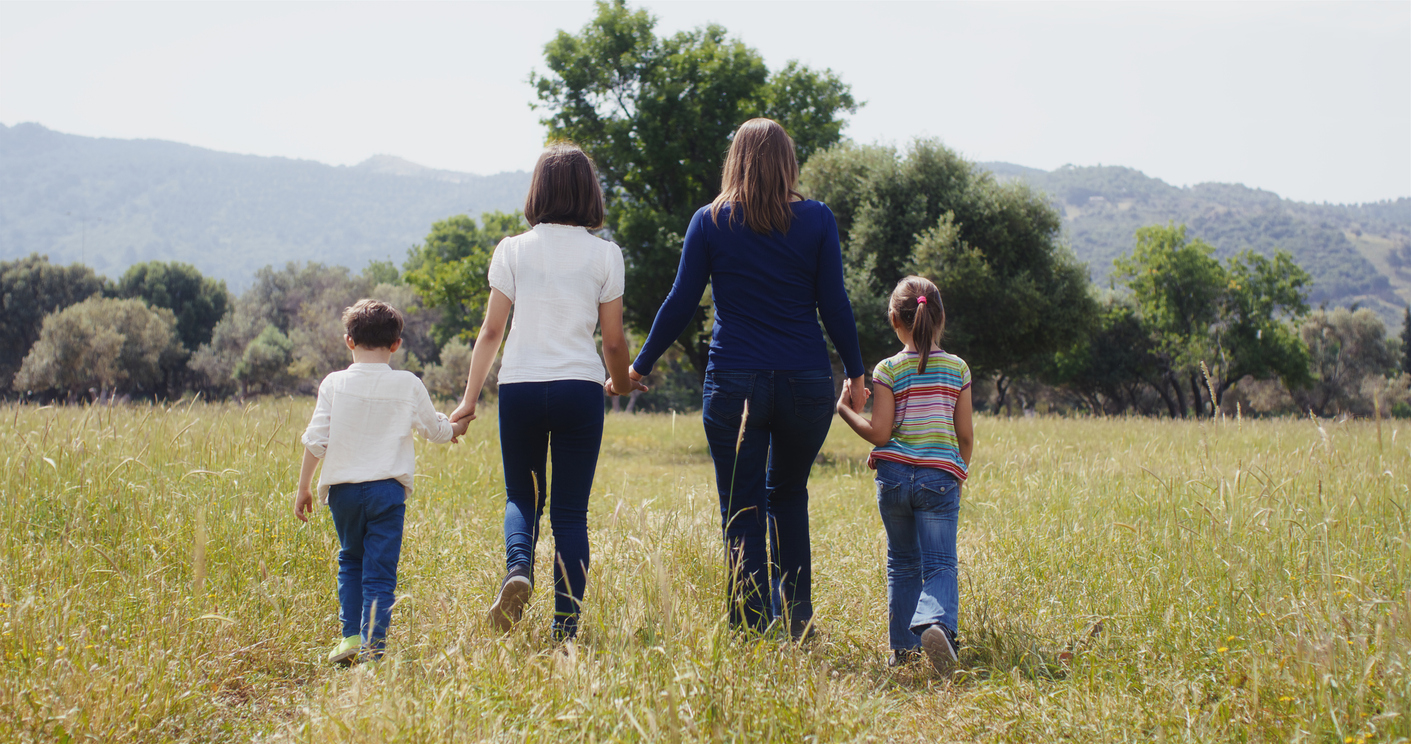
[{"x1": 6, "y1": 0, "x2": 1407, "y2": 418}]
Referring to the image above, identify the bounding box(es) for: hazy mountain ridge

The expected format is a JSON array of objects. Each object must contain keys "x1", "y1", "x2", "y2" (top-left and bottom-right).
[
  {"x1": 0, "y1": 123, "x2": 530, "y2": 289},
  {"x1": 980, "y1": 161, "x2": 1411, "y2": 325}
]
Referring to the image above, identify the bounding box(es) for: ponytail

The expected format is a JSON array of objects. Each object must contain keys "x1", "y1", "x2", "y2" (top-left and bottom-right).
[{"x1": 888, "y1": 276, "x2": 946, "y2": 374}]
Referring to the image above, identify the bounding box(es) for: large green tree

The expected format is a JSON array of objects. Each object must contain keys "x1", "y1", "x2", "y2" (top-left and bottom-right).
[
  {"x1": 0, "y1": 254, "x2": 105, "y2": 391},
  {"x1": 800, "y1": 140, "x2": 1097, "y2": 411},
  {"x1": 13, "y1": 297, "x2": 181, "y2": 400},
  {"x1": 111, "y1": 261, "x2": 231, "y2": 351},
  {"x1": 532, "y1": 0, "x2": 857, "y2": 373},
  {"x1": 402, "y1": 211, "x2": 527, "y2": 349}
]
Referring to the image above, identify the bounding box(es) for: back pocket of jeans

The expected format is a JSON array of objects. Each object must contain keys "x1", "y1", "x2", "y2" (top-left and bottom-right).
[
  {"x1": 705, "y1": 373, "x2": 754, "y2": 426},
  {"x1": 790, "y1": 375, "x2": 834, "y2": 424}
]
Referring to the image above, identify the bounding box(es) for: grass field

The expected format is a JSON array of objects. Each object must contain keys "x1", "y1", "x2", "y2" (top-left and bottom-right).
[{"x1": 1, "y1": 400, "x2": 1408, "y2": 742}]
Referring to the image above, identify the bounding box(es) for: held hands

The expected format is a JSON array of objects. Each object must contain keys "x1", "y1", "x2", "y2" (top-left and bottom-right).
[
  {"x1": 449, "y1": 397, "x2": 477, "y2": 425},
  {"x1": 292, "y1": 487, "x2": 314, "y2": 523},
  {"x1": 450, "y1": 417, "x2": 470, "y2": 443},
  {"x1": 840, "y1": 375, "x2": 870, "y2": 413},
  {"x1": 604, "y1": 367, "x2": 651, "y2": 397}
]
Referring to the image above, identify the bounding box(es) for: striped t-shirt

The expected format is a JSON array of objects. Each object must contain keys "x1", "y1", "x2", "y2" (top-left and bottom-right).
[{"x1": 868, "y1": 349, "x2": 971, "y2": 480}]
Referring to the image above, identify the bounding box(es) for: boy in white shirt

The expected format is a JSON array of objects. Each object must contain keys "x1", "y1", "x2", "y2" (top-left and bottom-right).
[{"x1": 294, "y1": 299, "x2": 468, "y2": 664}]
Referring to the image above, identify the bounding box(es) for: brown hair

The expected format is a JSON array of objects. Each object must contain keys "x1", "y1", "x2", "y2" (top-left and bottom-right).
[
  {"x1": 524, "y1": 142, "x2": 605, "y2": 229},
  {"x1": 710, "y1": 118, "x2": 802, "y2": 234},
  {"x1": 889, "y1": 276, "x2": 945, "y2": 374},
  {"x1": 342, "y1": 299, "x2": 403, "y2": 350}
]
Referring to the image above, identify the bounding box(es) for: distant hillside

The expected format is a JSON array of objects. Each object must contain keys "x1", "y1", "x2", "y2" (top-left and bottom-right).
[
  {"x1": 0, "y1": 123, "x2": 530, "y2": 289},
  {"x1": 980, "y1": 162, "x2": 1411, "y2": 326}
]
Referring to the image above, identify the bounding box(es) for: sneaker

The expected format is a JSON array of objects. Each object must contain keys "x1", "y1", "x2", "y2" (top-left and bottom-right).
[
  {"x1": 326, "y1": 635, "x2": 362, "y2": 666},
  {"x1": 888, "y1": 648, "x2": 923, "y2": 667},
  {"x1": 790, "y1": 617, "x2": 819, "y2": 643},
  {"x1": 488, "y1": 566, "x2": 532, "y2": 632},
  {"x1": 920, "y1": 625, "x2": 958, "y2": 673}
]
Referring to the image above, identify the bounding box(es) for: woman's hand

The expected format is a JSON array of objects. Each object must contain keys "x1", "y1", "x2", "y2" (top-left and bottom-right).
[
  {"x1": 450, "y1": 397, "x2": 477, "y2": 424},
  {"x1": 842, "y1": 375, "x2": 870, "y2": 412},
  {"x1": 605, "y1": 376, "x2": 650, "y2": 396}
]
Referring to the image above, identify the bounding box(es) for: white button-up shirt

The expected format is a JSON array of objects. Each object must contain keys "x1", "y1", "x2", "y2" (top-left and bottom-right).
[{"x1": 301, "y1": 362, "x2": 455, "y2": 503}]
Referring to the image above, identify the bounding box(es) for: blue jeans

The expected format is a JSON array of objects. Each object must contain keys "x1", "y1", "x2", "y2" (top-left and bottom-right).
[
  {"x1": 498, "y1": 380, "x2": 605, "y2": 637},
  {"x1": 702, "y1": 369, "x2": 834, "y2": 631},
  {"x1": 327, "y1": 479, "x2": 406, "y2": 651},
  {"x1": 874, "y1": 459, "x2": 961, "y2": 649}
]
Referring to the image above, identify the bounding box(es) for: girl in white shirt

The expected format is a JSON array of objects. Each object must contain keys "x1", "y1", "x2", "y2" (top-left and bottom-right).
[{"x1": 451, "y1": 143, "x2": 641, "y2": 640}]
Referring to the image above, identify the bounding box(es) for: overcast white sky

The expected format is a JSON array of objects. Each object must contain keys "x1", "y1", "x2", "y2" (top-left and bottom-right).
[{"x1": 1, "y1": 1, "x2": 1407, "y2": 204}]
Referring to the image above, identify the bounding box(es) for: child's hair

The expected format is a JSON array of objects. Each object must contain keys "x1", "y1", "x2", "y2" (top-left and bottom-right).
[
  {"x1": 710, "y1": 118, "x2": 801, "y2": 235},
  {"x1": 890, "y1": 276, "x2": 945, "y2": 374},
  {"x1": 342, "y1": 299, "x2": 403, "y2": 350},
  {"x1": 524, "y1": 142, "x2": 605, "y2": 229}
]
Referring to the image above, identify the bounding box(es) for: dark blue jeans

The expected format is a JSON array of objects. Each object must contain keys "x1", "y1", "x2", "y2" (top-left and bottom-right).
[
  {"x1": 874, "y1": 459, "x2": 961, "y2": 650},
  {"x1": 702, "y1": 369, "x2": 834, "y2": 631},
  {"x1": 498, "y1": 380, "x2": 605, "y2": 637},
  {"x1": 327, "y1": 478, "x2": 406, "y2": 651}
]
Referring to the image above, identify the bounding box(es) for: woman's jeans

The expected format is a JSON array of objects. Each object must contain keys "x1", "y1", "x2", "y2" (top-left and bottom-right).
[
  {"x1": 702, "y1": 369, "x2": 834, "y2": 631},
  {"x1": 327, "y1": 478, "x2": 406, "y2": 651},
  {"x1": 498, "y1": 380, "x2": 605, "y2": 637},
  {"x1": 874, "y1": 459, "x2": 961, "y2": 649}
]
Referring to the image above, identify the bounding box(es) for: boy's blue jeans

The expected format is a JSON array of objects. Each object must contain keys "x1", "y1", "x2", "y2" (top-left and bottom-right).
[
  {"x1": 497, "y1": 380, "x2": 605, "y2": 638},
  {"x1": 874, "y1": 459, "x2": 961, "y2": 650},
  {"x1": 327, "y1": 478, "x2": 406, "y2": 651},
  {"x1": 701, "y1": 369, "x2": 834, "y2": 631}
]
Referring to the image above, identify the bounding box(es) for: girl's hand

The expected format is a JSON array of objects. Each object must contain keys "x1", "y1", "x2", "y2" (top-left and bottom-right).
[
  {"x1": 450, "y1": 397, "x2": 477, "y2": 424},
  {"x1": 607, "y1": 377, "x2": 650, "y2": 396},
  {"x1": 842, "y1": 375, "x2": 870, "y2": 412},
  {"x1": 836, "y1": 385, "x2": 851, "y2": 413}
]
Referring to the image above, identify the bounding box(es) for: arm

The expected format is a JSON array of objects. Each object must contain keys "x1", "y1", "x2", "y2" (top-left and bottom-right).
[
  {"x1": 631, "y1": 210, "x2": 711, "y2": 377},
  {"x1": 836, "y1": 380, "x2": 896, "y2": 448},
  {"x1": 814, "y1": 206, "x2": 867, "y2": 410},
  {"x1": 412, "y1": 379, "x2": 458, "y2": 444},
  {"x1": 599, "y1": 297, "x2": 648, "y2": 396},
  {"x1": 450, "y1": 288, "x2": 512, "y2": 424},
  {"x1": 293, "y1": 448, "x2": 319, "y2": 522},
  {"x1": 954, "y1": 385, "x2": 974, "y2": 465}
]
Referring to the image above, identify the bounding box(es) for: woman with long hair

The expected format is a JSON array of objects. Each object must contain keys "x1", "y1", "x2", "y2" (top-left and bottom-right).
[{"x1": 630, "y1": 118, "x2": 866, "y2": 636}]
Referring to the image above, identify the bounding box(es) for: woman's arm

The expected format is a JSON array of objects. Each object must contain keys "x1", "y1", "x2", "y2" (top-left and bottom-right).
[
  {"x1": 813, "y1": 206, "x2": 867, "y2": 411},
  {"x1": 599, "y1": 297, "x2": 647, "y2": 396},
  {"x1": 954, "y1": 386, "x2": 974, "y2": 465},
  {"x1": 631, "y1": 210, "x2": 711, "y2": 376},
  {"x1": 835, "y1": 380, "x2": 896, "y2": 448},
  {"x1": 450, "y1": 288, "x2": 512, "y2": 424}
]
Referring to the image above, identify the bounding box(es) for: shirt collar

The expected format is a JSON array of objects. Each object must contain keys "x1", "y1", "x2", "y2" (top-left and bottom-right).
[{"x1": 348, "y1": 362, "x2": 392, "y2": 370}]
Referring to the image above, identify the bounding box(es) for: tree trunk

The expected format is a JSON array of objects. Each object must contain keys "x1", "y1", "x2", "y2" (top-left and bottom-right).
[
  {"x1": 1168, "y1": 371, "x2": 1188, "y2": 418},
  {"x1": 1190, "y1": 372, "x2": 1205, "y2": 419},
  {"x1": 625, "y1": 389, "x2": 641, "y2": 413},
  {"x1": 992, "y1": 374, "x2": 1011, "y2": 415}
]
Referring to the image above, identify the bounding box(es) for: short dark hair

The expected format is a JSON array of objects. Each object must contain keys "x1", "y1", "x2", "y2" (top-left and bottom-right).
[
  {"x1": 524, "y1": 142, "x2": 605, "y2": 229},
  {"x1": 342, "y1": 299, "x2": 403, "y2": 349}
]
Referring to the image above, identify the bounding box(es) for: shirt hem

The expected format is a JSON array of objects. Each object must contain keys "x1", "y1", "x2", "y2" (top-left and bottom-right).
[{"x1": 867, "y1": 451, "x2": 968, "y2": 481}]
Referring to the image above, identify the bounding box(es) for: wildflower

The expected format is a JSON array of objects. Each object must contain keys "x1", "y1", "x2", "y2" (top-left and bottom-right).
[{"x1": 1218, "y1": 647, "x2": 1229, "y2": 653}]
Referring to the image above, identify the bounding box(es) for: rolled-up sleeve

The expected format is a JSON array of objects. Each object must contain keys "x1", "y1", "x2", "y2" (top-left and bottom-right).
[
  {"x1": 301, "y1": 377, "x2": 333, "y2": 458},
  {"x1": 412, "y1": 381, "x2": 455, "y2": 444}
]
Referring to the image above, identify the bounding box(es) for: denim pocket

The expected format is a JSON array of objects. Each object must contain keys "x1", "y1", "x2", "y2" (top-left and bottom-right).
[
  {"x1": 914, "y1": 473, "x2": 960, "y2": 512},
  {"x1": 790, "y1": 374, "x2": 835, "y2": 424},
  {"x1": 704, "y1": 373, "x2": 754, "y2": 427}
]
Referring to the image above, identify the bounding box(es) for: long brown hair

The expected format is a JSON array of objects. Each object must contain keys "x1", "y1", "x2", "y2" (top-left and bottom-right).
[
  {"x1": 709, "y1": 118, "x2": 802, "y2": 234},
  {"x1": 889, "y1": 276, "x2": 946, "y2": 374},
  {"x1": 524, "y1": 142, "x2": 605, "y2": 229}
]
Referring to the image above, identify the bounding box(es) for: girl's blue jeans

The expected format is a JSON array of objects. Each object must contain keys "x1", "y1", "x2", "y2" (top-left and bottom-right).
[
  {"x1": 327, "y1": 478, "x2": 406, "y2": 652},
  {"x1": 874, "y1": 459, "x2": 961, "y2": 650},
  {"x1": 497, "y1": 380, "x2": 604, "y2": 638},
  {"x1": 701, "y1": 369, "x2": 834, "y2": 632}
]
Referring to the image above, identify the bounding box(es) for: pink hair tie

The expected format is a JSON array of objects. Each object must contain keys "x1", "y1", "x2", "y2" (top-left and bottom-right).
[{"x1": 916, "y1": 296, "x2": 928, "y2": 306}]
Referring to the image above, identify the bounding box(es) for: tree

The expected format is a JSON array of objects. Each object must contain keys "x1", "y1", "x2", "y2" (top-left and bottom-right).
[
  {"x1": 1401, "y1": 306, "x2": 1411, "y2": 375},
  {"x1": 1046, "y1": 297, "x2": 1162, "y2": 415},
  {"x1": 111, "y1": 261, "x2": 231, "y2": 352},
  {"x1": 13, "y1": 297, "x2": 181, "y2": 400},
  {"x1": 232, "y1": 324, "x2": 295, "y2": 398},
  {"x1": 532, "y1": 0, "x2": 858, "y2": 374},
  {"x1": 1295, "y1": 308, "x2": 1399, "y2": 417},
  {"x1": 800, "y1": 139, "x2": 1097, "y2": 412},
  {"x1": 0, "y1": 254, "x2": 105, "y2": 391},
  {"x1": 402, "y1": 212, "x2": 526, "y2": 350}
]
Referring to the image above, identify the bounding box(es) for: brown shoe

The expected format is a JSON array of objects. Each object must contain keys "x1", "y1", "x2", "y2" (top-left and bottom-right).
[{"x1": 488, "y1": 566, "x2": 532, "y2": 632}]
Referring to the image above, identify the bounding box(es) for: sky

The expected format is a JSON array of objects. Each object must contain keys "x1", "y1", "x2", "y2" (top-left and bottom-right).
[{"x1": 1, "y1": 1, "x2": 1408, "y2": 205}]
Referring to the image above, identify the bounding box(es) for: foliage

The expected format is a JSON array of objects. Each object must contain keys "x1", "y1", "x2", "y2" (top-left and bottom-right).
[
  {"x1": 420, "y1": 338, "x2": 481, "y2": 401},
  {"x1": 1045, "y1": 297, "x2": 1162, "y2": 415},
  {"x1": 11, "y1": 296, "x2": 181, "y2": 399},
  {"x1": 532, "y1": 0, "x2": 858, "y2": 373},
  {"x1": 0, "y1": 254, "x2": 104, "y2": 392},
  {"x1": 1294, "y1": 307, "x2": 1401, "y2": 417},
  {"x1": 801, "y1": 140, "x2": 1097, "y2": 409},
  {"x1": 402, "y1": 212, "x2": 526, "y2": 349},
  {"x1": 110, "y1": 260, "x2": 231, "y2": 351}
]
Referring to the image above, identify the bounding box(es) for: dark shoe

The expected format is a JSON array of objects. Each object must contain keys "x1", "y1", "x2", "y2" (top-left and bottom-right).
[
  {"x1": 790, "y1": 617, "x2": 818, "y2": 643},
  {"x1": 920, "y1": 625, "x2": 958, "y2": 673},
  {"x1": 888, "y1": 648, "x2": 923, "y2": 667},
  {"x1": 488, "y1": 566, "x2": 532, "y2": 632}
]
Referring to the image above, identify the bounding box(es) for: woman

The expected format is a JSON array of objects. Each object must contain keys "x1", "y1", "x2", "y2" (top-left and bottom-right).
[{"x1": 630, "y1": 118, "x2": 866, "y2": 636}]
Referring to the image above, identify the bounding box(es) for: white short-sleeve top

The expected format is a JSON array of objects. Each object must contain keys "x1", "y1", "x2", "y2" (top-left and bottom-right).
[{"x1": 487, "y1": 222, "x2": 626, "y2": 385}]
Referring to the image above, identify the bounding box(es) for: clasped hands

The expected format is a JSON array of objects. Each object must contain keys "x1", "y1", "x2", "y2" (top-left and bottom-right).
[
  {"x1": 837, "y1": 375, "x2": 870, "y2": 413},
  {"x1": 604, "y1": 367, "x2": 650, "y2": 397}
]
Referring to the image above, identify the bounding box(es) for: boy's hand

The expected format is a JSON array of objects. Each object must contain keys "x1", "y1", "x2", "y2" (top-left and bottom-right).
[
  {"x1": 293, "y1": 487, "x2": 314, "y2": 523},
  {"x1": 450, "y1": 418, "x2": 470, "y2": 443}
]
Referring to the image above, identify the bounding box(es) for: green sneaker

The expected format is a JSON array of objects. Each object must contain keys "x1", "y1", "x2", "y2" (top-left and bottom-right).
[{"x1": 327, "y1": 635, "x2": 362, "y2": 666}]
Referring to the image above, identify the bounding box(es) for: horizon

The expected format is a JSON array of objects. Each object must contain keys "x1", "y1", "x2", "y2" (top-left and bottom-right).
[{"x1": 0, "y1": 1, "x2": 1406, "y2": 205}]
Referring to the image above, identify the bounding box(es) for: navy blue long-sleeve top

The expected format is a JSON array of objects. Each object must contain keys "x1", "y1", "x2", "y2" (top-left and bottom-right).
[{"x1": 631, "y1": 200, "x2": 866, "y2": 379}]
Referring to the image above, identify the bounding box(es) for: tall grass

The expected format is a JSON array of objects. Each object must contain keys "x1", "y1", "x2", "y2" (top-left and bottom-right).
[{"x1": 0, "y1": 401, "x2": 1407, "y2": 741}]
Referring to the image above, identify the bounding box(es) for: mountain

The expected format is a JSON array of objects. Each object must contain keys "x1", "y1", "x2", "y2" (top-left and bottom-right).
[
  {"x1": 979, "y1": 162, "x2": 1411, "y2": 327},
  {"x1": 0, "y1": 123, "x2": 530, "y2": 289}
]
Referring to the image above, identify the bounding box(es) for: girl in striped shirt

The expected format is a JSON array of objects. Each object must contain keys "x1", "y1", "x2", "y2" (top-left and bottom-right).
[{"x1": 836, "y1": 275, "x2": 974, "y2": 673}]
